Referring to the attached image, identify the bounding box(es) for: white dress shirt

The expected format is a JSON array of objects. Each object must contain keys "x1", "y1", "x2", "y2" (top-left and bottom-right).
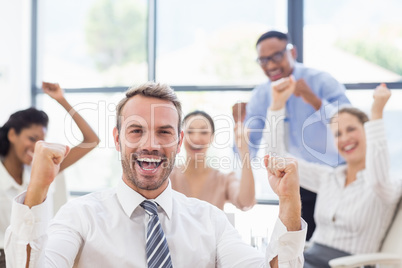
[
  {"x1": 0, "y1": 162, "x2": 56, "y2": 250},
  {"x1": 5, "y1": 180, "x2": 306, "y2": 267},
  {"x1": 0, "y1": 161, "x2": 30, "y2": 249},
  {"x1": 265, "y1": 108, "x2": 402, "y2": 254}
]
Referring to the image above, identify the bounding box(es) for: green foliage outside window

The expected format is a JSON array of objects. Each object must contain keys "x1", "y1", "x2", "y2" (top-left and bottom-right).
[
  {"x1": 85, "y1": 0, "x2": 146, "y2": 71},
  {"x1": 335, "y1": 26, "x2": 402, "y2": 76}
]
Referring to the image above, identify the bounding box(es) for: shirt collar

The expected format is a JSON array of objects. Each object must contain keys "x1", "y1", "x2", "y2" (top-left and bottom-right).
[
  {"x1": 291, "y1": 62, "x2": 302, "y2": 80},
  {"x1": 335, "y1": 165, "x2": 365, "y2": 186},
  {"x1": 0, "y1": 161, "x2": 30, "y2": 191},
  {"x1": 335, "y1": 165, "x2": 348, "y2": 186},
  {"x1": 116, "y1": 178, "x2": 173, "y2": 220}
]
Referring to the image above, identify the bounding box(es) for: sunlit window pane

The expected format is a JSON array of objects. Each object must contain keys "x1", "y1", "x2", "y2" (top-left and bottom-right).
[
  {"x1": 41, "y1": 0, "x2": 148, "y2": 88},
  {"x1": 304, "y1": 0, "x2": 402, "y2": 84},
  {"x1": 0, "y1": 0, "x2": 31, "y2": 123},
  {"x1": 36, "y1": 92, "x2": 124, "y2": 192},
  {"x1": 156, "y1": 0, "x2": 287, "y2": 85}
]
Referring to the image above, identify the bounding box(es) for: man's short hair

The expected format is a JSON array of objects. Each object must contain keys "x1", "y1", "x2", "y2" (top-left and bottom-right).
[
  {"x1": 116, "y1": 82, "x2": 182, "y2": 136},
  {"x1": 256, "y1": 30, "x2": 289, "y2": 47}
]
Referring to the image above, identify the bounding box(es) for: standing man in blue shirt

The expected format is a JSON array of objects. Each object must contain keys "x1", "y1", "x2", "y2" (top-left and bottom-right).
[{"x1": 244, "y1": 30, "x2": 350, "y2": 240}]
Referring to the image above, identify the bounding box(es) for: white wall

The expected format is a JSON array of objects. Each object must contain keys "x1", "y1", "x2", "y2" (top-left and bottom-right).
[{"x1": 0, "y1": 0, "x2": 31, "y2": 125}]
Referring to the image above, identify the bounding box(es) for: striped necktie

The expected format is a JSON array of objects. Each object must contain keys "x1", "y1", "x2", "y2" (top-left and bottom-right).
[{"x1": 141, "y1": 200, "x2": 173, "y2": 268}]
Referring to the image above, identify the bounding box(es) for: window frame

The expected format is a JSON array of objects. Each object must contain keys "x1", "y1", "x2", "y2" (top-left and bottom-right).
[
  {"x1": 29, "y1": 0, "x2": 402, "y2": 202},
  {"x1": 31, "y1": 0, "x2": 402, "y2": 103}
]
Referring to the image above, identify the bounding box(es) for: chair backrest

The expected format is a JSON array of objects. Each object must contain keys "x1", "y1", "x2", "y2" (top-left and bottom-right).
[{"x1": 380, "y1": 199, "x2": 402, "y2": 254}]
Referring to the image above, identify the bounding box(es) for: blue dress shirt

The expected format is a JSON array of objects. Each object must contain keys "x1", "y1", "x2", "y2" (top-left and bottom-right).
[{"x1": 245, "y1": 62, "x2": 350, "y2": 167}]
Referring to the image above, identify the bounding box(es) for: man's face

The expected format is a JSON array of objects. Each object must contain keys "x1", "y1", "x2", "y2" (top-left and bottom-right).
[
  {"x1": 256, "y1": 37, "x2": 296, "y2": 81},
  {"x1": 113, "y1": 95, "x2": 183, "y2": 199}
]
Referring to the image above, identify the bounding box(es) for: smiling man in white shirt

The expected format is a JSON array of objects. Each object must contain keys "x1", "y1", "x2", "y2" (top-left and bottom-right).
[{"x1": 5, "y1": 82, "x2": 306, "y2": 268}]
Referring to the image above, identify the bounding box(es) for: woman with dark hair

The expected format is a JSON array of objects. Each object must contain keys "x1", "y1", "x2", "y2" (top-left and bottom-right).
[
  {"x1": 0, "y1": 82, "x2": 99, "y2": 267},
  {"x1": 170, "y1": 110, "x2": 256, "y2": 211},
  {"x1": 265, "y1": 82, "x2": 402, "y2": 268}
]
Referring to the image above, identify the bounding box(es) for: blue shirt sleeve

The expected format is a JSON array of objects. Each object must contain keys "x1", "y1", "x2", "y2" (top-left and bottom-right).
[{"x1": 244, "y1": 82, "x2": 271, "y2": 158}]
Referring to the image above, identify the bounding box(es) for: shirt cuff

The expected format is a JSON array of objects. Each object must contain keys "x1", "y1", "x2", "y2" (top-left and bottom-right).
[
  {"x1": 267, "y1": 107, "x2": 286, "y2": 118},
  {"x1": 266, "y1": 218, "x2": 307, "y2": 263},
  {"x1": 364, "y1": 119, "x2": 385, "y2": 141},
  {"x1": 10, "y1": 191, "x2": 50, "y2": 242}
]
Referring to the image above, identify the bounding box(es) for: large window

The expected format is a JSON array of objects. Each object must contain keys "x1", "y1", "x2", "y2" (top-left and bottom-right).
[
  {"x1": 0, "y1": 0, "x2": 31, "y2": 123},
  {"x1": 41, "y1": 0, "x2": 148, "y2": 88},
  {"x1": 156, "y1": 0, "x2": 287, "y2": 85},
  {"x1": 36, "y1": 92, "x2": 123, "y2": 192},
  {"x1": 32, "y1": 0, "x2": 402, "y2": 203},
  {"x1": 304, "y1": 0, "x2": 402, "y2": 84}
]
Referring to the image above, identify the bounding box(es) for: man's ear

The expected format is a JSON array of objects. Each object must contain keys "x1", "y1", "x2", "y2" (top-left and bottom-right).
[
  {"x1": 176, "y1": 130, "x2": 184, "y2": 154},
  {"x1": 291, "y1": 45, "x2": 298, "y2": 61},
  {"x1": 113, "y1": 127, "x2": 121, "y2": 152}
]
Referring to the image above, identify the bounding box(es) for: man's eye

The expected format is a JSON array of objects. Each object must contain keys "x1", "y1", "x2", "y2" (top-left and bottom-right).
[
  {"x1": 272, "y1": 53, "x2": 283, "y2": 62},
  {"x1": 131, "y1": 129, "x2": 142, "y2": 134},
  {"x1": 29, "y1": 137, "x2": 37, "y2": 142}
]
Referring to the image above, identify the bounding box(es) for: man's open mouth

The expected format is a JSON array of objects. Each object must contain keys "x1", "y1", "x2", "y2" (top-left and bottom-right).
[
  {"x1": 134, "y1": 157, "x2": 164, "y2": 171},
  {"x1": 137, "y1": 158, "x2": 163, "y2": 170}
]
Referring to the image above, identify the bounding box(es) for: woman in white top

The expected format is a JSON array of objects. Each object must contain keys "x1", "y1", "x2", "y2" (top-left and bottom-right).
[
  {"x1": 0, "y1": 82, "x2": 99, "y2": 267},
  {"x1": 265, "y1": 79, "x2": 402, "y2": 268}
]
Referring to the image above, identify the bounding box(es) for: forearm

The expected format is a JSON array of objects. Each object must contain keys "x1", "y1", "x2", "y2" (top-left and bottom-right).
[
  {"x1": 364, "y1": 120, "x2": 400, "y2": 202},
  {"x1": 236, "y1": 150, "x2": 256, "y2": 209},
  {"x1": 265, "y1": 109, "x2": 287, "y2": 156},
  {"x1": 371, "y1": 108, "x2": 383, "y2": 120},
  {"x1": 278, "y1": 197, "x2": 301, "y2": 232},
  {"x1": 270, "y1": 257, "x2": 278, "y2": 268},
  {"x1": 58, "y1": 97, "x2": 99, "y2": 145},
  {"x1": 57, "y1": 97, "x2": 99, "y2": 171},
  {"x1": 310, "y1": 96, "x2": 322, "y2": 111},
  {"x1": 365, "y1": 120, "x2": 388, "y2": 186},
  {"x1": 24, "y1": 184, "x2": 49, "y2": 208}
]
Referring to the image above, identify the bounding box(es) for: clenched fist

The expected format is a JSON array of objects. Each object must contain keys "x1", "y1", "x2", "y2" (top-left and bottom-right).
[
  {"x1": 25, "y1": 141, "x2": 70, "y2": 208},
  {"x1": 264, "y1": 155, "x2": 301, "y2": 231},
  {"x1": 371, "y1": 83, "x2": 391, "y2": 120}
]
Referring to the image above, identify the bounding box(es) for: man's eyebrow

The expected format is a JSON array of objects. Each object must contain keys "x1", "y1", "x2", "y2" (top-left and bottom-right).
[
  {"x1": 126, "y1": 124, "x2": 144, "y2": 129},
  {"x1": 159, "y1": 125, "x2": 175, "y2": 130},
  {"x1": 188, "y1": 126, "x2": 208, "y2": 129}
]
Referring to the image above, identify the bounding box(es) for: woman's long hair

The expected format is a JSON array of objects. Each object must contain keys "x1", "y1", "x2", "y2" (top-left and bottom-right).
[{"x1": 0, "y1": 108, "x2": 48, "y2": 157}]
